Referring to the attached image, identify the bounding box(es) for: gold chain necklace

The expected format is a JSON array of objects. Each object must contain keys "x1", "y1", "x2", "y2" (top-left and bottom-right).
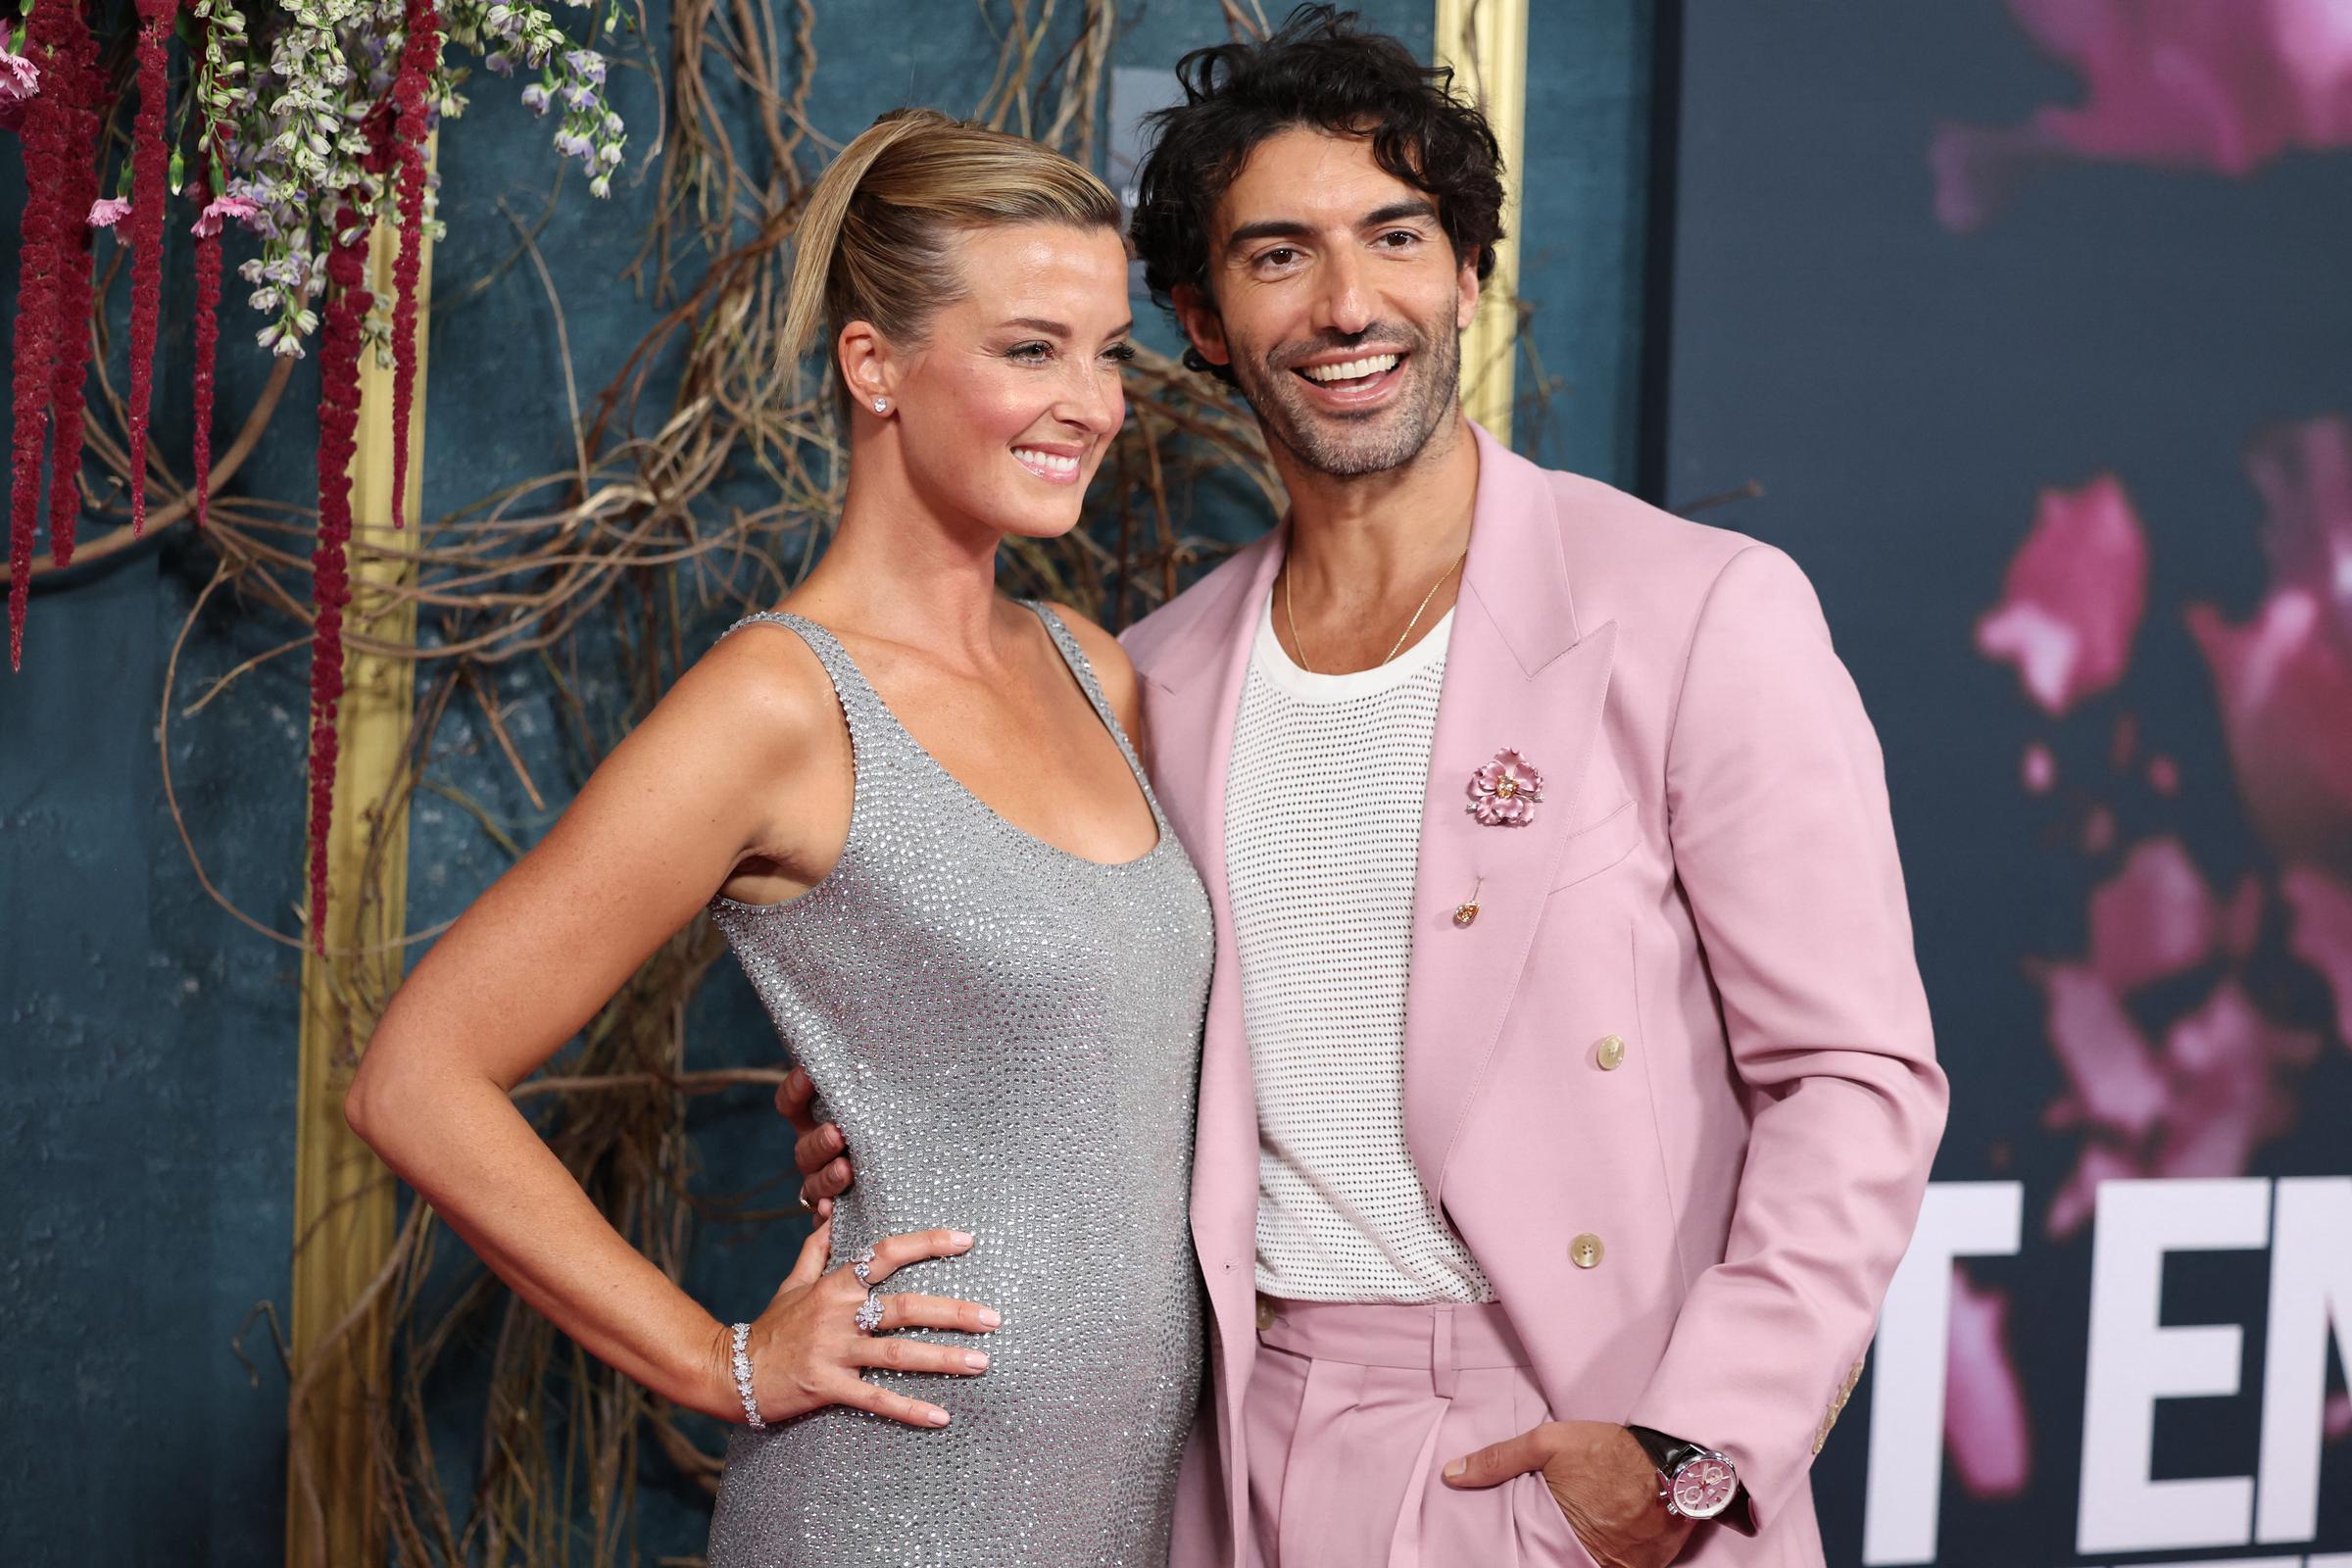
[{"x1": 1282, "y1": 544, "x2": 1469, "y2": 675}]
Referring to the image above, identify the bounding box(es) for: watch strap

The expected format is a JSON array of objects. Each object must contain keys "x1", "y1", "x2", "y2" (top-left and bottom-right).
[{"x1": 1626, "y1": 1424, "x2": 1703, "y2": 1475}]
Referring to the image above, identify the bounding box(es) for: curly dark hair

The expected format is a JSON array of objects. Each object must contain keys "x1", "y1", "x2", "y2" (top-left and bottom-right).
[{"x1": 1129, "y1": 5, "x2": 1506, "y2": 375}]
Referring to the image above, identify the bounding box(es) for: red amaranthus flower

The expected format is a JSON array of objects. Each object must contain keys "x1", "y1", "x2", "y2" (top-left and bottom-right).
[
  {"x1": 306, "y1": 208, "x2": 374, "y2": 953},
  {"x1": 190, "y1": 174, "x2": 222, "y2": 531},
  {"x1": 388, "y1": 0, "x2": 441, "y2": 532},
  {"x1": 46, "y1": 13, "x2": 102, "y2": 566},
  {"x1": 7, "y1": 0, "x2": 68, "y2": 668},
  {"x1": 122, "y1": 0, "x2": 175, "y2": 538}
]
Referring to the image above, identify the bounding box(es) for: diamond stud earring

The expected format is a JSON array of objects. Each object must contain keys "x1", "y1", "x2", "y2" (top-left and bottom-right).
[{"x1": 872, "y1": 397, "x2": 887, "y2": 414}]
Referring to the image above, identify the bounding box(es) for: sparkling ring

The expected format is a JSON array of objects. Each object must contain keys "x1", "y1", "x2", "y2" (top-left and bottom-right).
[
  {"x1": 852, "y1": 1246, "x2": 877, "y2": 1289},
  {"x1": 798, "y1": 1192, "x2": 818, "y2": 1216},
  {"x1": 854, "y1": 1291, "x2": 887, "y2": 1334}
]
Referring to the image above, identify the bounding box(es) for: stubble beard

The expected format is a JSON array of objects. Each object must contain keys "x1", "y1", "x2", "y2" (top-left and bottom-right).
[{"x1": 1229, "y1": 314, "x2": 1462, "y2": 481}]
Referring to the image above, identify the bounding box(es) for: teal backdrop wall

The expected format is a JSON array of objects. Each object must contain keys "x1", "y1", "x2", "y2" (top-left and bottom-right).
[{"x1": 0, "y1": 4, "x2": 1658, "y2": 1563}]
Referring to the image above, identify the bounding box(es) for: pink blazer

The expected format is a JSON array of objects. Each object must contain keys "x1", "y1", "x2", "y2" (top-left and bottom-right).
[{"x1": 1120, "y1": 424, "x2": 1948, "y2": 1568}]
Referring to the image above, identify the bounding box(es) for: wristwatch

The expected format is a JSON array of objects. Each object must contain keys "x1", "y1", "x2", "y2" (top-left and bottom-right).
[{"x1": 1626, "y1": 1425, "x2": 1740, "y2": 1521}]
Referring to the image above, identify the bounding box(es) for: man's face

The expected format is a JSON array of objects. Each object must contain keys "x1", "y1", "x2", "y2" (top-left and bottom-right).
[{"x1": 1177, "y1": 126, "x2": 1479, "y2": 479}]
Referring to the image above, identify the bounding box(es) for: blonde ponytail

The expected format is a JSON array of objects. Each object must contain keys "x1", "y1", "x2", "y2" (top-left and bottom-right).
[{"x1": 778, "y1": 108, "x2": 1122, "y2": 396}]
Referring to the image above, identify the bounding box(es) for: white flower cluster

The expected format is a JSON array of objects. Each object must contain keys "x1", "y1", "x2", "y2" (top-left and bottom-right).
[{"x1": 209, "y1": 0, "x2": 627, "y2": 356}]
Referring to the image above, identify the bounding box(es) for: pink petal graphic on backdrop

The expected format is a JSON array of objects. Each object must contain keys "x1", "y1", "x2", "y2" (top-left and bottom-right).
[
  {"x1": 2083, "y1": 806, "x2": 2118, "y2": 856},
  {"x1": 2248, "y1": 416, "x2": 2352, "y2": 658},
  {"x1": 2283, "y1": 865, "x2": 2352, "y2": 1044},
  {"x1": 2035, "y1": 962, "x2": 2166, "y2": 1141},
  {"x1": 2023, "y1": 742, "x2": 2057, "y2": 794},
  {"x1": 2050, "y1": 1143, "x2": 2139, "y2": 1241},
  {"x1": 2089, "y1": 838, "x2": 2215, "y2": 991},
  {"x1": 2188, "y1": 588, "x2": 2352, "y2": 878},
  {"x1": 1935, "y1": 0, "x2": 2352, "y2": 230},
  {"x1": 2329, "y1": 1393, "x2": 2352, "y2": 1442},
  {"x1": 1978, "y1": 475, "x2": 2149, "y2": 715},
  {"x1": 2221, "y1": 875, "x2": 2264, "y2": 962},
  {"x1": 2155, "y1": 980, "x2": 2320, "y2": 1181},
  {"x1": 1946, "y1": 1269, "x2": 2032, "y2": 1499}
]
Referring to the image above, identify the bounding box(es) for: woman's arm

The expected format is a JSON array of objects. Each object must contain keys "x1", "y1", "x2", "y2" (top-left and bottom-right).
[{"x1": 345, "y1": 629, "x2": 993, "y2": 1427}]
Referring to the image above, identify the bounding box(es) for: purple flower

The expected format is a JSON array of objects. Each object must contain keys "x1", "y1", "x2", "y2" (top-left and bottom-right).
[
  {"x1": 88, "y1": 196, "x2": 133, "y2": 228},
  {"x1": 564, "y1": 48, "x2": 605, "y2": 85},
  {"x1": 1465, "y1": 748, "x2": 1545, "y2": 827},
  {"x1": 483, "y1": 50, "x2": 514, "y2": 76},
  {"x1": 560, "y1": 81, "x2": 595, "y2": 111},
  {"x1": 520, "y1": 82, "x2": 550, "y2": 115},
  {"x1": 553, "y1": 127, "x2": 592, "y2": 160},
  {"x1": 190, "y1": 194, "x2": 261, "y2": 238}
]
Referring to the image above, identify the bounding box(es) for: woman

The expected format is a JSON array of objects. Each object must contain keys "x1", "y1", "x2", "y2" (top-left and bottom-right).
[{"x1": 347, "y1": 109, "x2": 1212, "y2": 1566}]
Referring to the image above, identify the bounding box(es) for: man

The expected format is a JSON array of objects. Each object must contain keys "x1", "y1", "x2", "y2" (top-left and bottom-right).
[{"x1": 783, "y1": 10, "x2": 1945, "y2": 1565}]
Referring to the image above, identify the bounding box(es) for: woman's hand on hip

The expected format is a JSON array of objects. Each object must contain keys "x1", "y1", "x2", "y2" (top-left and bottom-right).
[{"x1": 729, "y1": 1220, "x2": 1001, "y2": 1429}]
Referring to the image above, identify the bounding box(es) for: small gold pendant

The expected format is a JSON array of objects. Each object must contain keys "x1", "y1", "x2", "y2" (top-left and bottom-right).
[{"x1": 1452, "y1": 902, "x2": 1479, "y2": 927}]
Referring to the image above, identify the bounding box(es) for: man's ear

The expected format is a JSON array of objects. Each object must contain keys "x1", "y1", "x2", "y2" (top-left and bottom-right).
[
  {"x1": 1455, "y1": 251, "x2": 1482, "y2": 333},
  {"x1": 1172, "y1": 283, "x2": 1233, "y2": 370},
  {"x1": 836, "y1": 320, "x2": 898, "y2": 411}
]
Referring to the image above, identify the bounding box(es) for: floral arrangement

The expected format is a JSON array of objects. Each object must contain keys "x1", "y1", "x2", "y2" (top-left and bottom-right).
[{"x1": 5, "y1": 0, "x2": 630, "y2": 948}]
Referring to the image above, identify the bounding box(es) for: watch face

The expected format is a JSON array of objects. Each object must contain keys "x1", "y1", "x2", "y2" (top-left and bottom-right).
[{"x1": 1671, "y1": 1454, "x2": 1739, "y2": 1519}]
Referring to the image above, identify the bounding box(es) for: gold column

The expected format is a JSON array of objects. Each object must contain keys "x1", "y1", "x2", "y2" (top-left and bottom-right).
[
  {"x1": 287, "y1": 129, "x2": 435, "y2": 1568},
  {"x1": 1434, "y1": 0, "x2": 1528, "y2": 444}
]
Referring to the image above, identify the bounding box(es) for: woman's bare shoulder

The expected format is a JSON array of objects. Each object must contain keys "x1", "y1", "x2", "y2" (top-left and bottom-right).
[{"x1": 668, "y1": 615, "x2": 846, "y2": 762}]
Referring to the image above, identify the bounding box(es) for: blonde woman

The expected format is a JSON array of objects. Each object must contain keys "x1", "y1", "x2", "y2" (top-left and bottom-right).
[{"x1": 347, "y1": 110, "x2": 1211, "y2": 1566}]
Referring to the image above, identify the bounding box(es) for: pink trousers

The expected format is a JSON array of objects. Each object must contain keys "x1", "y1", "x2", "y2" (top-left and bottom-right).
[{"x1": 1243, "y1": 1298, "x2": 1597, "y2": 1568}]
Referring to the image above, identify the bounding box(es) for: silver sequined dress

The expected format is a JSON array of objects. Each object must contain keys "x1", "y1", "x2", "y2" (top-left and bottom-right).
[{"x1": 704, "y1": 605, "x2": 1212, "y2": 1568}]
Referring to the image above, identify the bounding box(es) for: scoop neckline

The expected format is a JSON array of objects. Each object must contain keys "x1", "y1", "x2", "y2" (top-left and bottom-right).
[{"x1": 710, "y1": 605, "x2": 1169, "y2": 916}]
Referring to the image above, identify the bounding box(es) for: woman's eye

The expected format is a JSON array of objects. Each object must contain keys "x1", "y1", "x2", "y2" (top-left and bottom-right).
[
  {"x1": 1008, "y1": 342, "x2": 1053, "y2": 362},
  {"x1": 1103, "y1": 342, "x2": 1137, "y2": 365}
]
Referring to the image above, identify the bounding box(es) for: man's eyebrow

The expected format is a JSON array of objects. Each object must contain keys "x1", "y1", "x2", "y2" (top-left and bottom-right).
[
  {"x1": 1362, "y1": 198, "x2": 1439, "y2": 228},
  {"x1": 1222, "y1": 199, "x2": 1442, "y2": 254}
]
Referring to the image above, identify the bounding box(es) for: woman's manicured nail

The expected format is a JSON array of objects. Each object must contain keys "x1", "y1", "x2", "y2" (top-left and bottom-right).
[
  {"x1": 977, "y1": 1308, "x2": 1003, "y2": 1329},
  {"x1": 1443, "y1": 1458, "x2": 1465, "y2": 1480},
  {"x1": 950, "y1": 1230, "x2": 974, "y2": 1248},
  {"x1": 963, "y1": 1351, "x2": 990, "y2": 1370},
  {"x1": 927, "y1": 1407, "x2": 952, "y2": 1426}
]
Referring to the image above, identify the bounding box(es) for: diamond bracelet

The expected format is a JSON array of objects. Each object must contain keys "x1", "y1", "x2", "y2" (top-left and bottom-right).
[{"x1": 728, "y1": 1322, "x2": 764, "y2": 1430}]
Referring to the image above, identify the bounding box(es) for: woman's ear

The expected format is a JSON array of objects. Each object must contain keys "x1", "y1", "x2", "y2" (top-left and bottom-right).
[{"x1": 837, "y1": 321, "x2": 897, "y2": 415}]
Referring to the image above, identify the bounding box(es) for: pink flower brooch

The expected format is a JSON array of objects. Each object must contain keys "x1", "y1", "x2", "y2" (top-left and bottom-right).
[{"x1": 1466, "y1": 748, "x2": 1544, "y2": 826}]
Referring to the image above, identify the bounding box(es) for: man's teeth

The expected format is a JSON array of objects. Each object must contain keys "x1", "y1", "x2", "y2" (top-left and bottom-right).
[
  {"x1": 1013, "y1": 448, "x2": 1079, "y2": 474},
  {"x1": 1300, "y1": 353, "x2": 1400, "y2": 383}
]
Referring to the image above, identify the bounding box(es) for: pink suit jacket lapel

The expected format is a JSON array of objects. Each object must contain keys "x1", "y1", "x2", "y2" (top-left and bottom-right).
[
  {"x1": 1129, "y1": 526, "x2": 1288, "y2": 1318},
  {"x1": 1399, "y1": 422, "x2": 1618, "y2": 1208}
]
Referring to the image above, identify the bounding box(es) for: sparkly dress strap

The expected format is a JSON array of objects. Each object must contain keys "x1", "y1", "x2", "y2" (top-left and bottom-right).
[{"x1": 1023, "y1": 601, "x2": 1157, "y2": 806}]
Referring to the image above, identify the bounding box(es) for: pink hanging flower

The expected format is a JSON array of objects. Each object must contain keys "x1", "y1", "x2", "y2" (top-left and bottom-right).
[
  {"x1": 1466, "y1": 748, "x2": 1545, "y2": 826},
  {"x1": 0, "y1": 43, "x2": 36, "y2": 102},
  {"x1": 87, "y1": 194, "x2": 130, "y2": 228},
  {"x1": 189, "y1": 193, "x2": 259, "y2": 238}
]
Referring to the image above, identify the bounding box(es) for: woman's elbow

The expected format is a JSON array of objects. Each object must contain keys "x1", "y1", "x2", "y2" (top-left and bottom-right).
[{"x1": 343, "y1": 1031, "x2": 416, "y2": 1155}]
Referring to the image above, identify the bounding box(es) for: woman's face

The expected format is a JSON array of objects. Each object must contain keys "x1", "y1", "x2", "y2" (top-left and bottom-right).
[{"x1": 871, "y1": 221, "x2": 1133, "y2": 542}]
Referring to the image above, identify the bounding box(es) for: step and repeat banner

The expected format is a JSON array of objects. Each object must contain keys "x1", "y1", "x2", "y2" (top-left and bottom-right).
[{"x1": 1659, "y1": 4, "x2": 2352, "y2": 1564}]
